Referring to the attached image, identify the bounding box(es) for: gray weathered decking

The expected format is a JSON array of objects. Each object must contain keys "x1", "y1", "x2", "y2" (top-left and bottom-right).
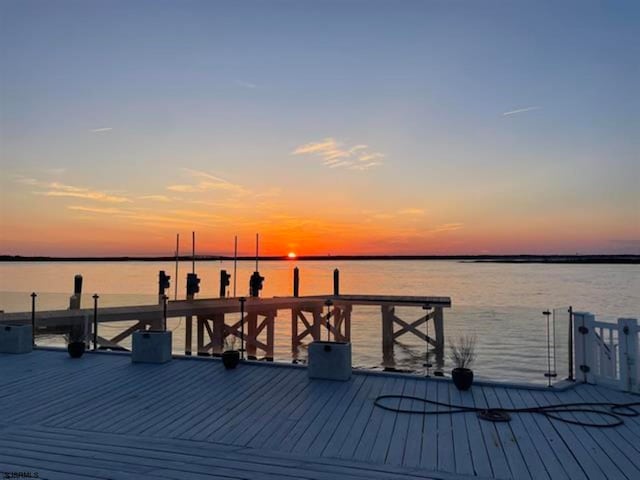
[{"x1": 1, "y1": 350, "x2": 639, "y2": 480}]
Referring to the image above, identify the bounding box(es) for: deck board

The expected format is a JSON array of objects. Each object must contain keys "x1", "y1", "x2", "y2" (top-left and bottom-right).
[{"x1": 2, "y1": 349, "x2": 640, "y2": 480}]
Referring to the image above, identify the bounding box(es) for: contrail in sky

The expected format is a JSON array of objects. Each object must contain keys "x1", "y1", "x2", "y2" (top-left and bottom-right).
[
  {"x1": 503, "y1": 106, "x2": 541, "y2": 116},
  {"x1": 90, "y1": 127, "x2": 113, "y2": 133}
]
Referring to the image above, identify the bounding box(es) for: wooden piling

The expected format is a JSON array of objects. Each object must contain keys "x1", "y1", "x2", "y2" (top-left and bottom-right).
[{"x1": 381, "y1": 305, "x2": 395, "y2": 367}]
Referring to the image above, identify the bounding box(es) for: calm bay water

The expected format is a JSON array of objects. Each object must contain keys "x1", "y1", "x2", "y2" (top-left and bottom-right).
[{"x1": 1, "y1": 260, "x2": 638, "y2": 384}]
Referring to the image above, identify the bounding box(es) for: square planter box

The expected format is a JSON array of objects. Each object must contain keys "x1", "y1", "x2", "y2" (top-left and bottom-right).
[
  {"x1": 0, "y1": 324, "x2": 33, "y2": 354},
  {"x1": 308, "y1": 341, "x2": 352, "y2": 381},
  {"x1": 132, "y1": 330, "x2": 172, "y2": 364}
]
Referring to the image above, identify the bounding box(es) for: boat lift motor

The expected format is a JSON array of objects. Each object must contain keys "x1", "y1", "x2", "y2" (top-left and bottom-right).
[
  {"x1": 249, "y1": 271, "x2": 264, "y2": 297},
  {"x1": 186, "y1": 272, "x2": 200, "y2": 297},
  {"x1": 158, "y1": 270, "x2": 171, "y2": 296},
  {"x1": 219, "y1": 270, "x2": 231, "y2": 298}
]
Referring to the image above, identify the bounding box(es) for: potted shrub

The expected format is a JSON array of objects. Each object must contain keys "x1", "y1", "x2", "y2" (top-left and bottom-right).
[
  {"x1": 222, "y1": 336, "x2": 240, "y2": 369},
  {"x1": 449, "y1": 336, "x2": 476, "y2": 391},
  {"x1": 66, "y1": 322, "x2": 86, "y2": 359}
]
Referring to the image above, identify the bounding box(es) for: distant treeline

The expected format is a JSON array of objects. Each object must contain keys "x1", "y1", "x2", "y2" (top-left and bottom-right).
[{"x1": 1, "y1": 255, "x2": 638, "y2": 264}]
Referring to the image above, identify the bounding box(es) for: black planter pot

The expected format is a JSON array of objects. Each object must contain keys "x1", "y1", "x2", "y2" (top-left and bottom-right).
[
  {"x1": 67, "y1": 341, "x2": 86, "y2": 358},
  {"x1": 222, "y1": 350, "x2": 240, "y2": 369},
  {"x1": 451, "y1": 367, "x2": 473, "y2": 391}
]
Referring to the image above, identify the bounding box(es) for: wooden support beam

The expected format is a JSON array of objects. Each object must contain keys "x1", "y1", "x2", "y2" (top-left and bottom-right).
[
  {"x1": 246, "y1": 312, "x2": 257, "y2": 359},
  {"x1": 381, "y1": 305, "x2": 394, "y2": 367},
  {"x1": 108, "y1": 321, "x2": 144, "y2": 345},
  {"x1": 185, "y1": 316, "x2": 193, "y2": 355},
  {"x1": 196, "y1": 315, "x2": 206, "y2": 356},
  {"x1": 391, "y1": 314, "x2": 436, "y2": 347},
  {"x1": 291, "y1": 308, "x2": 298, "y2": 355},
  {"x1": 312, "y1": 306, "x2": 323, "y2": 342},
  {"x1": 266, "y1": 310, "x2": 275, "y2": 360},
  {"x1": 344, "y1": 304, "x2": 352, "y2": 341},
  {"x1": 95, "y1": 335, "x2": 129, "y2": 351},
  {"x1": 211, "y1": 314, "x2": 224, "y2": 355},
  {"x1": 433, "y1": 307, "x2": 444, "y2": 353}
]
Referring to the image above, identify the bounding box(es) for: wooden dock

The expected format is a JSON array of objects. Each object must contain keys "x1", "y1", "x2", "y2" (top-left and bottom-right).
[
  {"x1": 0, "y1": 294, "x2": 452, "y2": 365},
  {"x1": 2, "y1": 349, "x2": 640, "y2": 480}
]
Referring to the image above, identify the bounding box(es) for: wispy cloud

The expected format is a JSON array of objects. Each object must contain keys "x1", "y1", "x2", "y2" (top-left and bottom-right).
[
  {"x1": 67, "y1": 204, "x2": 227, "y2": 229},
  {"x1": 139, "y1": 195, "x2": 172, "y2": 202},
  {"x1": 15, "y1": 177, "x2": 132, "y2": 203},
  {"x1": 502, "y1": 106, "x2": 541, "y2": 116},
  {"x1": 167, "y1": 169, "x2": 248, "y2": 195},
  {"x1": 292, "y1": 138, "x2": 384, "y2": 171},
  {"x1": 89, "y1": 127, "x2": 113, "y2": 133},
  {"x1": 13, "y1": 176, "x2": 39, "y2": 186},
  {"x1": 398, "y1": 208, "x2": 425, "y2": 216},
  {"x1": 235, "y1": 80, "x2": 257, "y2": 89},
  {"x1": 433, "y1": 223, "x2": 464, "y2": 233},
  {"x1": 67, "y1": 205, "x2": 128, "y2": 215},
  {"x1": 42, "y1": 167, "x2": 66, "y2": 175}
]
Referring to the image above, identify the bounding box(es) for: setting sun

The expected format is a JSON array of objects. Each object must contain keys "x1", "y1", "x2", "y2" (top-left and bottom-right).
[{"x1": 287, "y1": 252, "x2": 297, "y2": 259}]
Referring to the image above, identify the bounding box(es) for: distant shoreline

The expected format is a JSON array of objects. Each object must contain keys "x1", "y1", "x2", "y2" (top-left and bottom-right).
[{"x1": 1, "y1": 255, "x2": 638, "y2": 264}]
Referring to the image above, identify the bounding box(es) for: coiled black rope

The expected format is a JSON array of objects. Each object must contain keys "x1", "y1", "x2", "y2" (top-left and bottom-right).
[{"x1": 374, "y1": 395, "x2": 640, "y2": 428}]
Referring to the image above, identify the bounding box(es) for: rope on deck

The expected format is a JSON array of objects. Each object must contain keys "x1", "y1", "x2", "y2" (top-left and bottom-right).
[{"x1": 374, "y1": 394, "x2": 640, "y2": 428}]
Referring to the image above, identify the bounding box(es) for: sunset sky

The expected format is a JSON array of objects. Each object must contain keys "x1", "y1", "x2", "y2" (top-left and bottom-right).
[{"x1": 1, "y1": 0, "x2": 638, "y2": 256}]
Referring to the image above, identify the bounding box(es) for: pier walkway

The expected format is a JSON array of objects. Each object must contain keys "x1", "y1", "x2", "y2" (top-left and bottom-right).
[{"x1": 1, "y1": 350, "x2": 639, "y2": 479}]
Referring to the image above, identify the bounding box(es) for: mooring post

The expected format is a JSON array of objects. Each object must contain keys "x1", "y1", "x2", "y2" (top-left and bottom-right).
[
  {"x1": 293, "y1": 267, "x2": 299, "y2": 297},
  {"x1": 333, "y1": 269, "x2": 340, "y2": 296},
  {"x1": 68, "y1": 275, "x2": 85, "y2": 345},
  {"x1": 69, "y1": 274, "x2": 83, "y2": 309}
]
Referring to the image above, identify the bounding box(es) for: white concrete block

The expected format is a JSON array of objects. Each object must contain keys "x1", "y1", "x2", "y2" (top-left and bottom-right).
[
  {"x1": 0, "y1": 324, "x2": 33, "y2": 354},
  {"x1": 308, "y1": 341, "x2": 351, "y2": 381},
  {"x1": 132, "y1": 330, "x2": 172, "y2": 364}
]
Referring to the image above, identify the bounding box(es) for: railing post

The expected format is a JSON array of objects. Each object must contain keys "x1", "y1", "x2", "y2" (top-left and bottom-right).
[
  {"x1": 618, "y1": 318, "x2": 638, "y2": 393},
  {"x1": 568, "y1": 306, "x2": 574, "y2": 381},
  {"x1": 573, "y1": 311, "x2": 595, "y2": 384},
  {"x1": 93, "y1": 294, "x2": 99, "y2": 350}
]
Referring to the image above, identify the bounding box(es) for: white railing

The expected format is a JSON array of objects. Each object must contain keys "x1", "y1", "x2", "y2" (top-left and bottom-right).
[{"x1": 574, "y1": 312, "x2": 639, "y2": 393}]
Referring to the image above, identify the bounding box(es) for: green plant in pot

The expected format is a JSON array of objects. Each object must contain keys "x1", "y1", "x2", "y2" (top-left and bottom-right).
[
  {"x1": 449, "y1": 335, "x2": 476, "y2": 391},
  {"x1": 65, "y1": 322, "x2": 86, "y2": 359},
  {"x1": 222, "y1": 336, "x2": 240, "y2": 369}
]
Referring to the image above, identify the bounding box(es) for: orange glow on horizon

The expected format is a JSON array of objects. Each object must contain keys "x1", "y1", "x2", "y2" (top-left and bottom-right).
[{"x1": 287, "y1": 252, "x2": 297, "y2": 259}]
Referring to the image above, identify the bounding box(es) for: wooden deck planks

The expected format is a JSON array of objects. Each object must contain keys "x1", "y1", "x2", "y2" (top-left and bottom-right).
[
  {"x1": 435, "y1": 381, "x2": 456, "y2": 474},
  {"x1": 548, "y1": 387, "x2": 640, "y2": 480},
  {"x1": 490, "y1": 386, "x2": 550, "y2": 480},
  {"x1": 385, "y1": 378, "x2": 418, "y2": 466},
  {"x1": 505, "y1": 388, "x2": 577, "y2": 480},
  {"x1": 318, "y1": 372, "x2": 380, "y2": 458},
  {"x1": 525, "y1": 388, "x2": 615, "y2": 480},
  {"x1": 456, "y1": 386, "x2": 493, "y2": 478},
  {"x1": 399, "y1": 377, "x2": 427, "y2": 468},
  {"x1": 2, "y1": 350, "x2": 640, "y2": 480}
]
